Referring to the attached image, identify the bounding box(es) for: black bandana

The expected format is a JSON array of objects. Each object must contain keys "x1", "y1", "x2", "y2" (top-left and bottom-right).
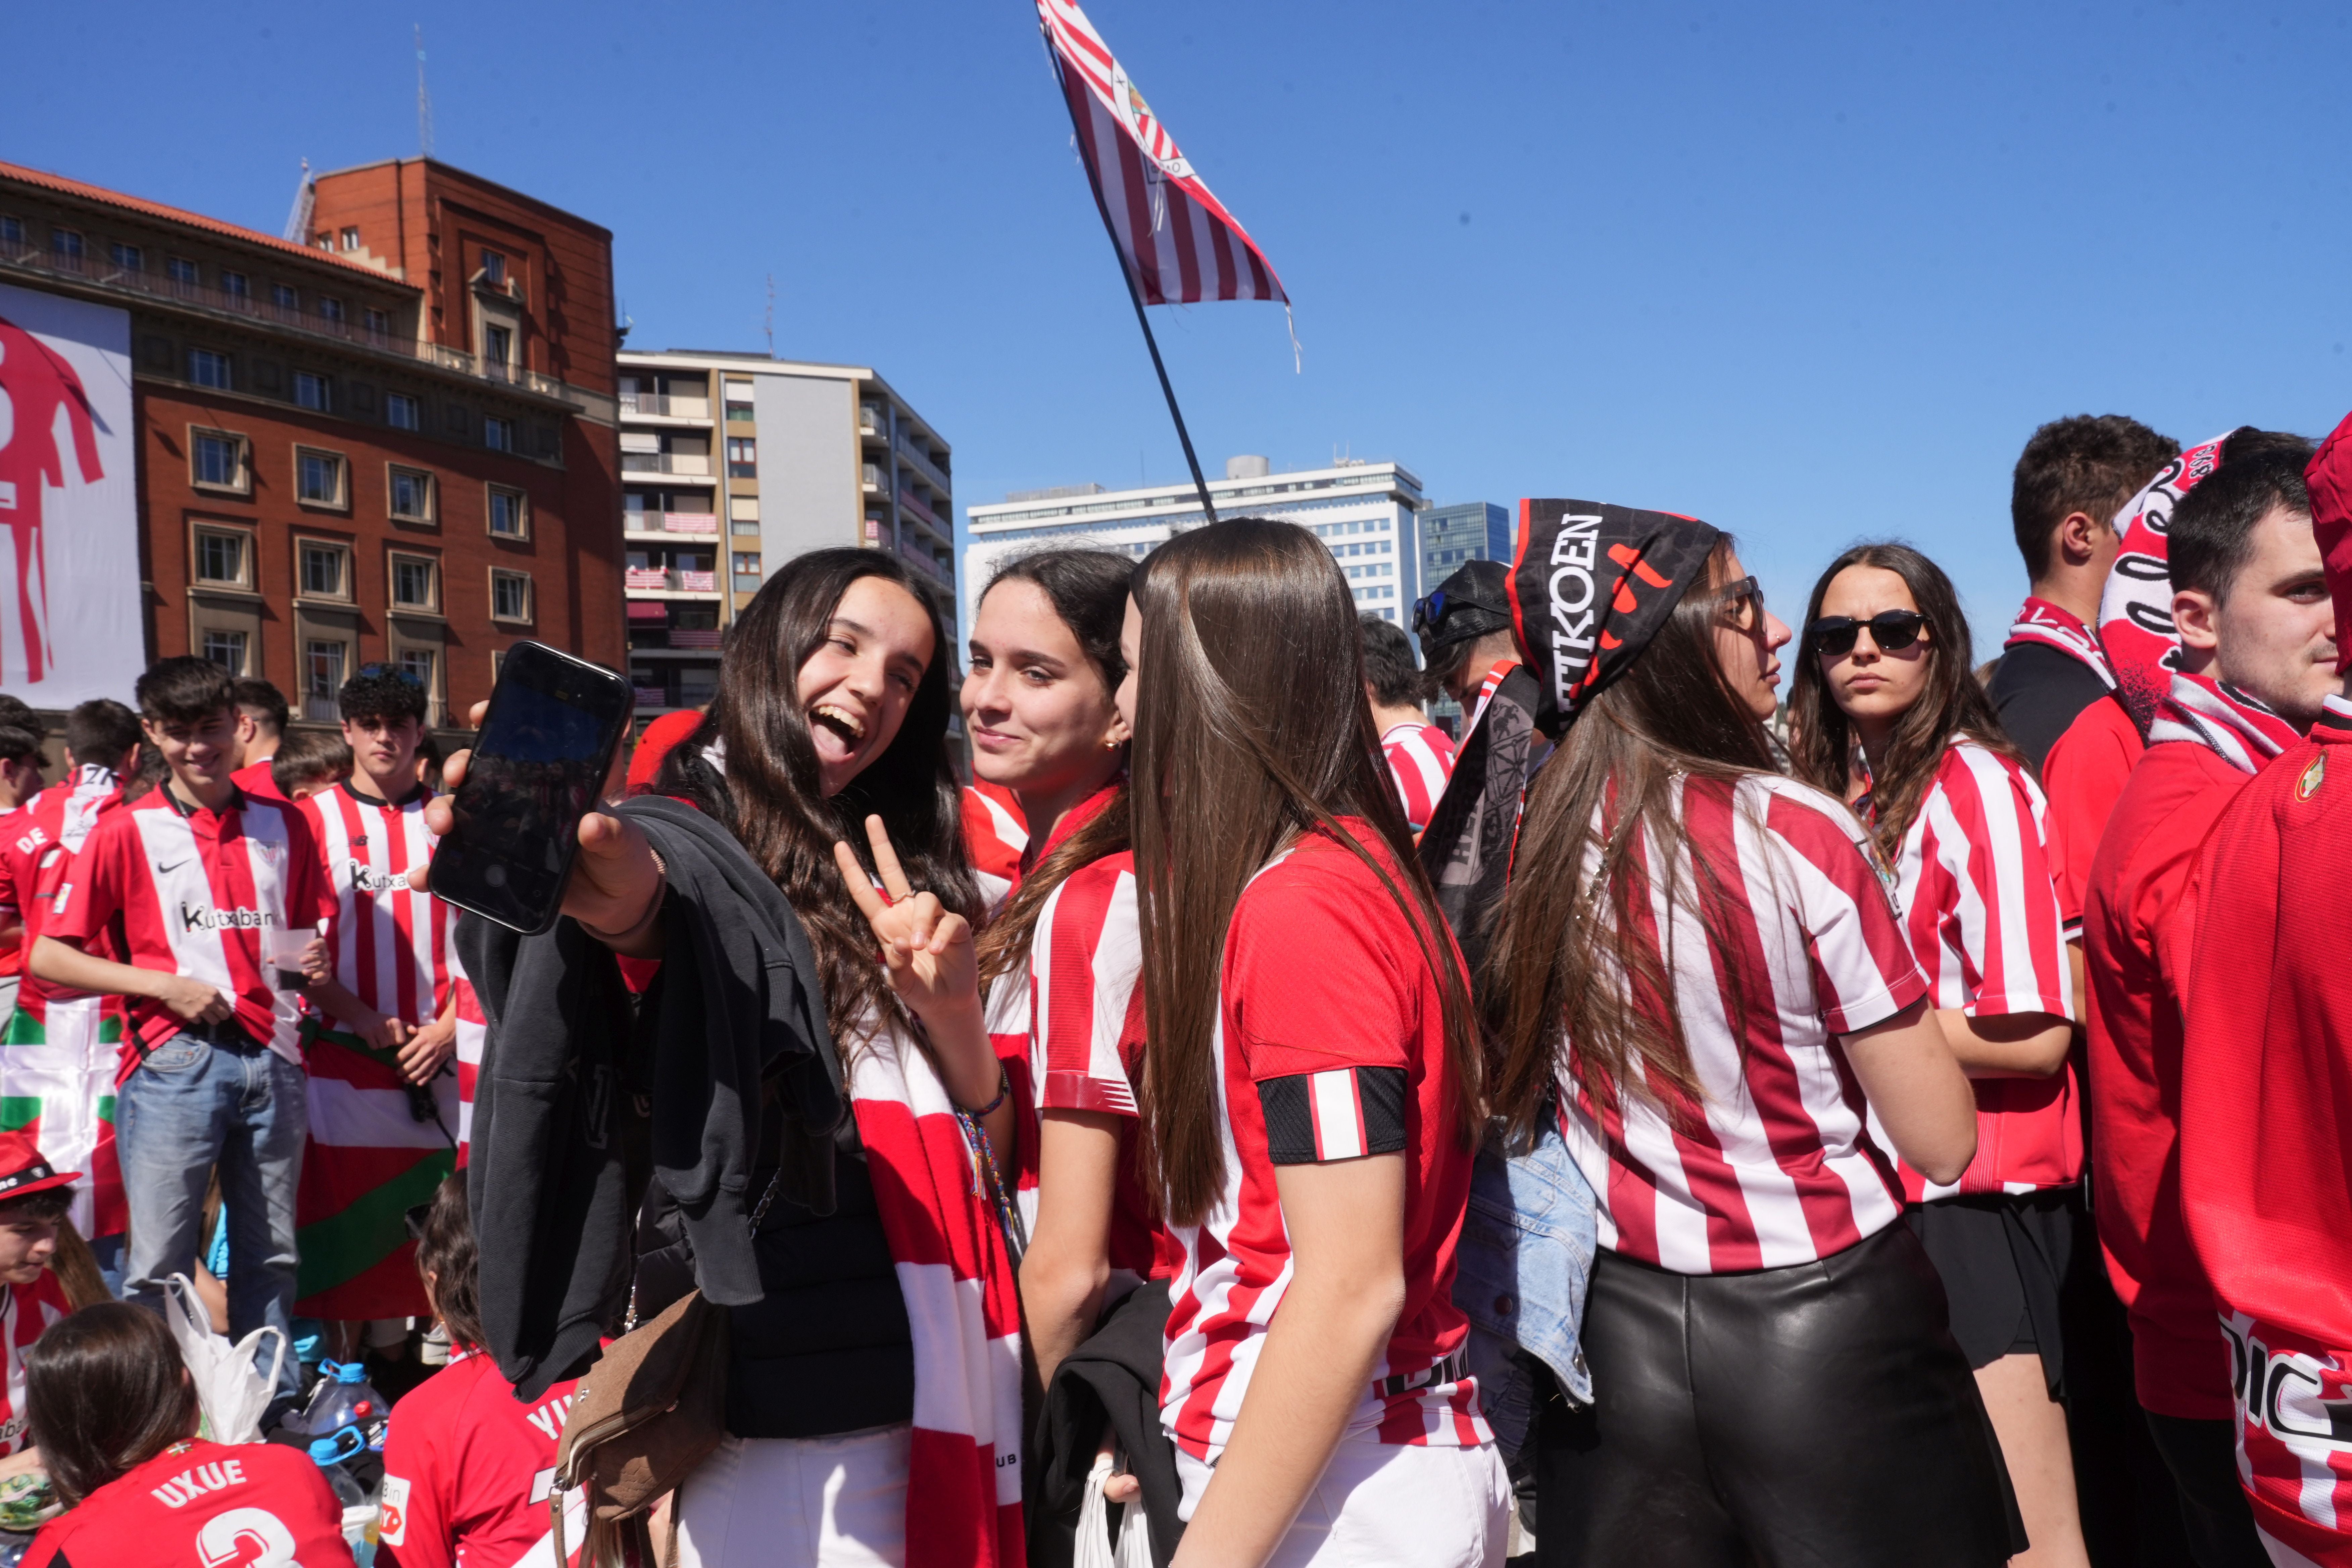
[{"x1": 1507, "y1": 500, "x2": 1722, "y2": 739}]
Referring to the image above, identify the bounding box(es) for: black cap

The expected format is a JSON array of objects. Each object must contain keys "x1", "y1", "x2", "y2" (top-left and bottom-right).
[{"x1": 1413, "y1": 559, "x2": 1515, "y2": 649}]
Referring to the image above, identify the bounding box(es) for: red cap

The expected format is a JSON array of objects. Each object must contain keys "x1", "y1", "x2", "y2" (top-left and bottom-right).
[
  {"x1": 626, "y1": 708, "x2": 706, "y2": 794},
  {"x1": 2307, "y1": 410, "x2": 2352, "y2": 674},
  {"x1": 0, "y1": 1129, "x2": 79, "y2": 1204}
]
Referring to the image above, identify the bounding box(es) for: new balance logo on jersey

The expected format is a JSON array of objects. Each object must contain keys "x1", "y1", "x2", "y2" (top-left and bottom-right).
[{"x1": 180, "y1": 903, "x2": 273, "y2": 934}]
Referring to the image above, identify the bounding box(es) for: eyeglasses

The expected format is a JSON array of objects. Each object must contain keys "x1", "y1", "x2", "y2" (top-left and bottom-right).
[
  {"x1": 1808, "y1": 609, "x2": 1927, "y2": 656},
  {"x1": 1711, "y1": 576, "x2": 1763, "y2": 627},
  {"x1": 1411, "y1": 590, "x2": 1449, "y2": 635}
]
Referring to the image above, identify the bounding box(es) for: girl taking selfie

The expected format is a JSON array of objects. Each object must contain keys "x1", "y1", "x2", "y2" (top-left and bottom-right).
[
  {"x1": 1122, "y1": 519, "x2": 1505, "y2": 1568},
  {"x1": 1788, "y1": 542, "x2": 2082, "y2": 1568},
  {"x1": 1484, "y1": 505, "x2": 2019, "y2": 1567}
]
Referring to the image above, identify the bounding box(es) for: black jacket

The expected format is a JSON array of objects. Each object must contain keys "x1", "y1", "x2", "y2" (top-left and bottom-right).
[
  {"x1": 1418, "y1": 663, "x2": 1546, "y2": 974},
  {"x1": 461, "y1": 794, "x2": 845, "y2": 1401},
  {"x1": 1029, "y1": 1282, "x2": 1183, "y2": 1568}
]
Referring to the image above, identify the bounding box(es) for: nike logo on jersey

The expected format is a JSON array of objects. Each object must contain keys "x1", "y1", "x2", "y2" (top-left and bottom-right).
[{"x1": 157, "y1": 858, "x2": 191, "y2": 874}]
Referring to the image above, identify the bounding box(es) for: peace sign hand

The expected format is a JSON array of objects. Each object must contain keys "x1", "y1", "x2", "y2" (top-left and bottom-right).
[{"x1": 833, "y1": 815, "x2": 982, "y2": 1030}]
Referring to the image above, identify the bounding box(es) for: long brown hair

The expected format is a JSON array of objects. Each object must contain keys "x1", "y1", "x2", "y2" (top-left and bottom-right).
[
  {"x1": 971, "y1": 549, "x2": 1135, "y2": 990},
  {"x1": 1130, "y1": 520, "x2": 1479, "y2": 1226},
  {"x1": 1786, "y1": 541, "x2": 2023, "y2": 858},
  {"x1": 26, "y1": 1302, "x2": 201, "y2": 1505},
  {"x1": 655, "y1": 548, "x2": 977, "y2": 1045},
  {"x1": 1483, "y1": 539, "x2": 1778, "y2": 1141}
]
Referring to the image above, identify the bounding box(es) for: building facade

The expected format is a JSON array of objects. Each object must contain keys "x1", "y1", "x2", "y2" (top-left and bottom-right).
[
  {"x1": 963, "y1": 455, "x2": 1426, "y2": 636},
  {"x1": 0, "y1": 156, "x2": 620, "y2": 728},
  {"x1": 1413, "y1": 500, "x2": 1514, "y2": 733},
  {"x1": 615, "y1": 349, "x2": 953, "y2": 721}
]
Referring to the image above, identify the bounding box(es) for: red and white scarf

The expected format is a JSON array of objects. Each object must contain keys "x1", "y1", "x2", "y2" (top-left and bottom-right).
[
  {"x1": 2146, "y1": 671, "x2": 2299, "y2": 775},
  {"x1": 2003, "y1": 597, "x2": 2114, "y2": 688},
  {"x1": 847, "y1": 1020, "x2": 1026, "y2": 1568},
  {"x1": 2097, "y1": 432, "x2": 2233, "y2": 735}
]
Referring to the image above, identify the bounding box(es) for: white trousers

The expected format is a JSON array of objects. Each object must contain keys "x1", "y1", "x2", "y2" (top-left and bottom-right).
[
  {"x1": 1175, "y1": 1431, "x2": 1509, "y2": 1568},
  {"x1": 674, "y1": 1423, "x2": 911, "y2": 1568}
]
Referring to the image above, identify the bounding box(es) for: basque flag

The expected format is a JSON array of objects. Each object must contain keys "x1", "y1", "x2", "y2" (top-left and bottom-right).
[{"x1": 1038, "y1": 0, "x2": 1288, "y2": 308}]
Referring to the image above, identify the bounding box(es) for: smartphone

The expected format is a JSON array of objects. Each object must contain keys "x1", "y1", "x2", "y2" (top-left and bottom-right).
[{"x1": 429, "y1": 640, "x2": 634, "y2": 935}]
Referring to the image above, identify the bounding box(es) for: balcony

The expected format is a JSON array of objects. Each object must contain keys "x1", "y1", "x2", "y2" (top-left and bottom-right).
[
  {"x1": 896, "y1": 435, "x2": 952, "y2": 492},
  {"x1": 0, "y1": 237, "x2": 573, "y2": 402},
  {"x1": 677, "y1": 569, "x2": 717, "y2": 592},
  {"x1": 670, "y1": 628, "x2": 722, "y2": 649},
  {"x1": 624, "y1": 567, "x2": 722, "y2": 594},
  {"x1": 623, "y1": 511, "x2": 719, "y2": 536},
  {"x1": 860, "y1": 463, "x2": 889, "y2": 497},
  {"x1": 620, "y1": 392, "x2": 712, "y2": 420},
  {"x1": 896, "y1": 537, "x2": 950, "y2": 585},
  {"x1": 859, "y1": 405, "x2": 884, "y2": 438},
  {"x1": 624, "y1": 567, "x2": 669, "y2": 591},
  {"x1": 620, "y1": 452, "x2": 712, "y2": 476}
]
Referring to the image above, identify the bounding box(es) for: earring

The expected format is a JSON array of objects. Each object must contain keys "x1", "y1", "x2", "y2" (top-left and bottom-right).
[{"x1": 1103, "y1": 736, "x2": 1124, "y2": 749}]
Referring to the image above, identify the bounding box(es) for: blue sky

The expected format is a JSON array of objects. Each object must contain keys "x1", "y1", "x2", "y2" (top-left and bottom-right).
[{"x1": 8, "y1": 0, "x2": 2349, "y2": 647}]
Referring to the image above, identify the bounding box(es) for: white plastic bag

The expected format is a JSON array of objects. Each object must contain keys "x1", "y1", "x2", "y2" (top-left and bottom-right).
[
  {"x1": 162, "y1": 1273, "x2": 286, "y2": 1444},
  {"x1": 1074, "y1": 1449, "x2": 1154, "y2": 1568}
]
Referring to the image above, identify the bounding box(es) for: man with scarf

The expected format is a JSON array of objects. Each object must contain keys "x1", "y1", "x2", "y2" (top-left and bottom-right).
[
  {"x1": 1989, "y1": 414, "x2": 2180, "y2": 768},
  {"x1": 2175, "y1": 412, "x2": 2352, "y2": 1568},
  {"x1": 2080, "y1": 439, "x2": 2329, "y2": 1568}
]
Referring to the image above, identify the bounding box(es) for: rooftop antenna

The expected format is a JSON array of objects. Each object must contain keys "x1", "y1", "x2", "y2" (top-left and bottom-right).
[
  {"x1": 764, "y1": 273, "x2": 776, "y2": 358},
  {"x1": 414, "y1": 26, "x2": 435, "y2": 158},
  {"x1": 281, "y1": 158, "x2": 314, "y2": 244}
]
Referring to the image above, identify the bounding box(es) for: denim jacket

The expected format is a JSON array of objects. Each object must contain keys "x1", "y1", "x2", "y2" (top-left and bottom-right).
[{"x1": 1452, "y1": 1105, "x2": 1598, "y2": 1459}]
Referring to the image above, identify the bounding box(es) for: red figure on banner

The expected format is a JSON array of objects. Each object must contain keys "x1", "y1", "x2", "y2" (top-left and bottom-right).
[{"x1": 0, "y1": 313, "x2": 105, "y2": 686}]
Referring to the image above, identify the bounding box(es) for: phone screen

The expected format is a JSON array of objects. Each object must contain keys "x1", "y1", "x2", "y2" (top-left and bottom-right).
[{"x1": 429, "y1": 640, "x2": 634, "y2": 935}]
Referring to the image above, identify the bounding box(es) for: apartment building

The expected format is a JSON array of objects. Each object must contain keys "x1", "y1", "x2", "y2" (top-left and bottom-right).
[
  {"x1": 1413, "y1": 500, "x2": 1514, "y2": 733},
  {"x1": 0, "y1": 155, "x2": 620, "y2": 727},
  {"x1": 963, "y1": 455, "x2": 1426, "y2": 636},
  {"x1": 616, "y1": 349, "x2": 953, "y2": 720}
]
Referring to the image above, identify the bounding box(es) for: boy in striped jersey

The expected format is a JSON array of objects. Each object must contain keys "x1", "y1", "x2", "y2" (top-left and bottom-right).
[
  {"x1": 295, "y1": 669, "x2": 460, "y2": 1345},
  {"x1": 1361, "y1": 615, "x2": 1455, "y2": 835},
  {"x1": 31, "y1": 659, "x2": 332, "y2": 1417}
]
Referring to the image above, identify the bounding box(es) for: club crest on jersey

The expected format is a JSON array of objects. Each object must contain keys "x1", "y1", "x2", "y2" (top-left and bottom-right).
[
  {"x1": 2296, "y1": 752, "x2": 2326, "y2": 801},
  {"x1": 181, "y1": 903, "x2": 271, "y2": 934}
]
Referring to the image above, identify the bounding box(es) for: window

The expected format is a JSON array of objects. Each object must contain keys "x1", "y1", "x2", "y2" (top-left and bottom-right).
[
  {"x1": 193, "y1": 527, "x2": 251, "y2": 588},
  {"x1": 483, "y1": 416, "x2": 514, "y2": 453},
  {"x1": 727, "y1": 438, "x2": 757, "y2": 478},
  {"x1": 188, "y1": 349, "x2": 232, "y2": 390},
  {"x1": 305, "y1": 640, "x2": 347, "y2": 722},
  {"x1": 50, "y1": 229, "x2": 82, "y2": 264},
  {"x1": 296, "y1": 449, "x2": 346, "y2": 508},
  {"x1": 108, "y1": 242, "x2": 142, "y2": 272},
  {"x1": 298, "y1": 540, "x2": 349, "y2": 600},
  {"x1": 480, "y1": 250, "x2": 506, "y2": 285},
  {"x1": 487, "y1": 486, "x2": 527, "y2": 539},
  {"x1": 221, "y1": 270, "x2": 248, "y2": 302},
  {"x1": 364, "y1": 307, "x2": 391, "y2": 341},
  {"x1": 725, "y1": 401, "x2": 753, "y2": 424},
  {"x1": 190, "y1": 430, "x2": 246, "y2": 492},
  {"x1": 317, "y1": 297, "x2": 344, "y2": 326},
  {"x1": 165, "y1": 255, "x2": 198, "y2": 290},
  {"x1": 483, "y1": 325, "x2": 512, "y2": 369},
  {"x1": 340, "y1": 227, "x2": 360, "y2": 252},
  {"x1": 384, "y1": 392, "x2": 420, "y2": 431},
  {"x1": 390, "y1": 553, "x2": 439, "y2": 612},
  {"x1": 200, "y1": 628, "x2": 248, "y2": 673},
  {"x1": 490, "y1": 569, "x2": 533, "y2": 624},
  {"x1": 0, "y1": 217, "x2": 20, "y2": 246},
  {"x1": 272, "y1": 283, "x2": 298, "y2": 311},
  {"x1": 292, "y1": 371, "x2": 330, "y2": 411},
  {"x1": 396, "y1": 646, "x2": 436, "y2": 698},
  {"x1": 388, "y1": 467, "x2": 434, "y2": 523}
]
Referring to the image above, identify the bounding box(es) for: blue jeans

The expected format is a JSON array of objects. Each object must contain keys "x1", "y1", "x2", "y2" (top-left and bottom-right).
[{"x1": 117, "y1": 1034, "x2": 306, "y2": 1412}]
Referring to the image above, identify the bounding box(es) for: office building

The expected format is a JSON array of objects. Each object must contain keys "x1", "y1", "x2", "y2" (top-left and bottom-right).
[
  {"x1": 1413, "y1": 500, "x2": 1514, "y2": 733},
  {"x1": 964, "y1": 455, "x2": 1425, "y2": 636},
  {"x1": 0, "y1": 156, "x2": 623, "y2": 729},
  {"x1": 616, "y1": 349, "x2": 953, "y2": 721}
]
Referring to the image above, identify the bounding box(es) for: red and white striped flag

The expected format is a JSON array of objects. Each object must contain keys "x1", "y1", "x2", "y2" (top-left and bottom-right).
[{"x1": 1039, "y1": 0, "x2": 1288, "y2": 308}]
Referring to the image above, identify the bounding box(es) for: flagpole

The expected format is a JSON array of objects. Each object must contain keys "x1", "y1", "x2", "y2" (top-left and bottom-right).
[{"x1": 1052, "y1": 60, "x2": 1220, "y2": 524}]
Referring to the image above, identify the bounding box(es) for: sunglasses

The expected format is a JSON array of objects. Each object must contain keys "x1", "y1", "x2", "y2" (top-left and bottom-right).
[
  {"x1": 1411, "y1": 589, "x2": 1450, "y2": 636},
  {"x1": 1808, "y1": 610, "x2": 1927, "y2": 657},
  {"x1": 1712, "y1": 576, "x2": 1763, "y2": 626}
]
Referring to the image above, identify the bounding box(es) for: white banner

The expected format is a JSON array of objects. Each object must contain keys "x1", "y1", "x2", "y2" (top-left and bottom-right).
[{"x1": 0, "y1": 281, "x2": 141, "y2": 709}]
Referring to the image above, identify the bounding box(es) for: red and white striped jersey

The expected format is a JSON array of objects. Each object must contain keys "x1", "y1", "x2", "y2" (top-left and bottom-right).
[
  {"x1": 1559, "y1": 774, "x2": 1928, "y2": 1276},
  {"x1": 1878, "y1": 740, "x2": 2076, "y2": 1201},
  {"x1": 451, "y1": 967, "x2": 485, "y2": 1168},
  {"x1": 1379, "y1": 722, "x2": 1458, "y2": 834},
  {"x1": 48, "y1": 788, "x2": 334, "y2": 1071},
  {"x1": 962, "y1": 782, "x2": 1028, "y2": 912},
  {"x1": 0, "y1": 767, "x2": 125, "y2": 1026},
  {"x1": 299, "y1": 782, "x2": 456, "y2": 1025},
  {"x1": 0, "y1": 1271, "x2": 69, "y2": 1456},
  {"x1": 1002, "y1": 851, "x2": 1160, "y2": 1290},
  {"x1": 1161, "y1": 822, "x2": 1484, "y2": 1462}
]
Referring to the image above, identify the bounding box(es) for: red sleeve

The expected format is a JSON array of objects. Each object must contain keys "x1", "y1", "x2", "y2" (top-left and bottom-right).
[
  {"x1": 1940, "y1": 751, "x2": 2071, "y2": 1019},
  {"x1": 44, "y1": 812, "x2": 129, "y2": 948},
  {"x1": 1225, "y1": 849, "x2": 1424, "y2": 1082},
  {"x1": 2043, "y1": 702, "x2": 2142, "y2": 933},
  {"x1": 1763, "y1": 788, "x2": 1927, "y2": 1034},
  {"x1": 286, "y1": 808, "x2": 335, "y2": 930}
]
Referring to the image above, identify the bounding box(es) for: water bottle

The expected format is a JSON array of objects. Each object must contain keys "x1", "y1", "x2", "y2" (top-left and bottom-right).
[
  {"x1": 309, "y1": 1429, "x2": 379, "y2": 1567},
  {"x1": 291, "y1": 1359, "x2": 389, "y2": 1447}
]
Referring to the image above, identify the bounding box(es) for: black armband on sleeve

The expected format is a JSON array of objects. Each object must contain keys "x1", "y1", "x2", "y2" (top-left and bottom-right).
[{"x1": 1257, "y1": 1066, "x2": 1409, "y2": 1165}]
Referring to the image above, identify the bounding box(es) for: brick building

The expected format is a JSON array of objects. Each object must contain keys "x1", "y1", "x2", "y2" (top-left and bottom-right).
[{"x1": 0, "y1": 156, "x2": 621, "y2": 727}]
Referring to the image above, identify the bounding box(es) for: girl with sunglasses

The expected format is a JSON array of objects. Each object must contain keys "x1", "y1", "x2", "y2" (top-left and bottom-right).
[
  {"x1": 1789, "y1": 542, "x2": 2084, "y2": 1568},
  {"x1": 1487, "y1": 505, "x2": 2016, "y2": 1567},
  {"x1": 1123, "y1": 519, "x2": 1505, "y2": 1568}
]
